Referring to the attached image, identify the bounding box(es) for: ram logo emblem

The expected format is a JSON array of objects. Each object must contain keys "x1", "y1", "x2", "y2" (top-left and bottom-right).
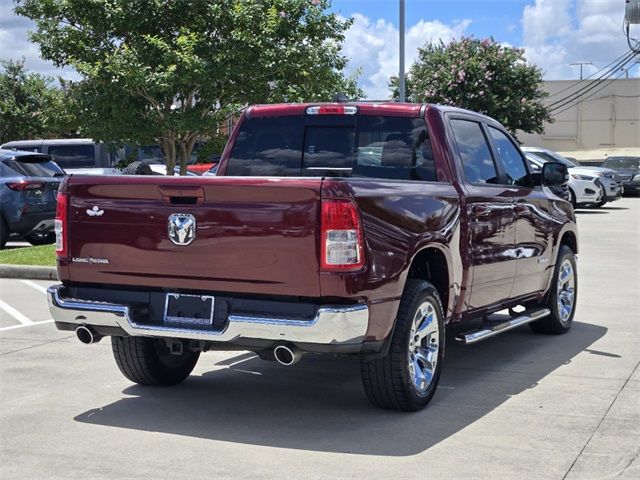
[{"x1": 168, "y1": 213, "x2": 196, "y2": 246}]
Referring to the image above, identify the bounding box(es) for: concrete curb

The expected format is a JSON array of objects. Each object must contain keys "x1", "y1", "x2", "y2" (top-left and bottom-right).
[{"x1": 0, "y1": 264, "x2": 58, "y2": 280}]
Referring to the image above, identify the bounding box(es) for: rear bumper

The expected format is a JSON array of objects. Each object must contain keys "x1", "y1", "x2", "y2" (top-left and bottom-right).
[
  {"x1": 47, "y1": 284, "x2": 369, "y2": 349},
  {"x1": 6, "y1": 212, "x2": 55, "y2": 235},
  {"x1": 622, "y1": 181, "x2": 639, "y2": 194}
]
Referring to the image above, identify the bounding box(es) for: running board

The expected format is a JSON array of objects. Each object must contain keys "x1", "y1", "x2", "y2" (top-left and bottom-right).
[{"x1": 455, "y1": 308, "x2": 551, "y2": 344}]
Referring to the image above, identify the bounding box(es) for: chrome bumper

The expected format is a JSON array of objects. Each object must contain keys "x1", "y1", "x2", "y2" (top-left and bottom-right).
[{"x1": 47, "y1": 285, "x2": 369, "y2": 345}]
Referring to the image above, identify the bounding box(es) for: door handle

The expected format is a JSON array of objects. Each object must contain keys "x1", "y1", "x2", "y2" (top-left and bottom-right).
[
  {"x1": 472, "y1": 205, "x2": 491, "y2": 216},
  {"x1": 514, "y1": 203, "x2": 528, "y2": 214}
]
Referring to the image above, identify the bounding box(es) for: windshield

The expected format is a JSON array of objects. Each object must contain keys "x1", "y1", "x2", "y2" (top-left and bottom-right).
[
  {"x1": 602, "y1": 157, "x2": 640, "y2": 169},
  {"x1": 531, "y1": 150, "x2": 577, "y2": 168},
  {"x1": 1, "y1": 155, "x2": 65, "y2": 177}
]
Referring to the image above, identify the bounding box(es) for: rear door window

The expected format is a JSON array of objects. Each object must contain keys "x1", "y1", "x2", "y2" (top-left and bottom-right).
[
  {"x1": 450, "y1": 119, "x2": 499, "y2": 185},
  {"x1": 47, "y1": 145, "x2": 96, "y2": 169}
]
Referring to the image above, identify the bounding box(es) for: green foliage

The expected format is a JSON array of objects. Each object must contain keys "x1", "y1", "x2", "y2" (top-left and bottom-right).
[
  {"x1": 15, "y1": 0, "x2": 362, "y2": 174},
  {"x1": 391, "y1": 37, "x2": 552, "y2": 135},
  {"x1": 0, "y1": 244, "x2": 55, "y2": 266},
  {"x1": 0, "y1": 59, "x2": 77, "y2": 144}
]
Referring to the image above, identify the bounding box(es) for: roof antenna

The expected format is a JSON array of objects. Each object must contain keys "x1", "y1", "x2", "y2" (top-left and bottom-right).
[{"x1": 332, "y1": 93, "x2": 349, "y2": 103}]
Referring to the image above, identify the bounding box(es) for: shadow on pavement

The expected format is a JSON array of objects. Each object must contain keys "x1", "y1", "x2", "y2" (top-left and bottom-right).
[
  {"x1": 75, "y1": 321, "x2": 606, "y2": 456},
  {"x1": 575, "y1": 210, "x2": 609, "y2": 214}
]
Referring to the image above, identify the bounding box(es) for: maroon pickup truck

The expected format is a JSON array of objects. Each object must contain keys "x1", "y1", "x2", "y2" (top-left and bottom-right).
[{"x1": 48, "y1": 102, "x2": 578, "y2": 411}]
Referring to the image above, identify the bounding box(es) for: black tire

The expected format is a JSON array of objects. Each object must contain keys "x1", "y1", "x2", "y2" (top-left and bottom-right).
[
  {"x1": 111, "y1": 336, "x2": 200, "y2": 386},
  {"x1": 0, "y1": 217, "x2": 8, "y2": 250},
  {"x1": 121, "y1": 160, "x2": 154, "y2": 175},
  {"x1": 361, "y1": 280, "x2": 445, "y2": 411},
  {"x1": 568, "y1": 189, "x2": 577, "y2": 208},
  {"x1": 24, "y1": 232, "x2": 55, "y2": 246},
  {"x1": 530, "y1": 245, "x2": 577, "y2": 334}
]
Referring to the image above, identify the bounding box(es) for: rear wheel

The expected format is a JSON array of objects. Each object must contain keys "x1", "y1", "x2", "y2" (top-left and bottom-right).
[
  {"x1": 24, "y1": 232, "x2": 55, "y2": 246},
  {"x1": 530, "y1": 245, "x2": 577, "y2": 334},
  {"x1": 361, "y1": 280, "x2": 445, "y2": 411},
  {"x1": 0, "y1": 217, "x2": 8, "y2": 249},
  {"x1": 121, "y1": 160, "x2": 154, "y2": 176},
  {"x1": 111, "y1": 336, "x2": 200, "y2": 386}
]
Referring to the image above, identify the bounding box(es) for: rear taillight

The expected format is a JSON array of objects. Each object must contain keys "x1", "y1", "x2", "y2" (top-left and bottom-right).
[
  {"x1": 6, "y1": 181, "x2": 46, "y2": 191},
  {"x1": 55, "y1": 193, "x2": 68, "y2": 257},
  {"x1": 320, "y1": 199, "x2": 364, "y2": 271}
]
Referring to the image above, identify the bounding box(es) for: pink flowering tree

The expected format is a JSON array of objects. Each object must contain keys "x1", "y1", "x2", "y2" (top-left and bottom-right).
[{"x1": 391, "y1": 37, "x2": 552, "y2": 135}]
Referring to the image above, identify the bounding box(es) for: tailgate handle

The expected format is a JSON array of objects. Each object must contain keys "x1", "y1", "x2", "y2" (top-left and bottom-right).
[{"x1": 158, "y1": 185, "x2": 204, "y2": 205}]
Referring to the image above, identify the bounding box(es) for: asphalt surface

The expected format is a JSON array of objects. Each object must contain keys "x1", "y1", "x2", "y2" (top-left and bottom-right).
[{"x1": 0, "y1": 198, "x2": 638, "y2": 480}]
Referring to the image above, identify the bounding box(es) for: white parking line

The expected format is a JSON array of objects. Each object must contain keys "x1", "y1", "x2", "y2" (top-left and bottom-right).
[
  {"x1": 20, "y1": 280, "x2": 49, "y2": 295},
  {"x1": 0, "y1": 320, "x2": 54, "y2": 332},
  {"x1": 0, "y1": 298, "x2": 34, "y2": 325}
]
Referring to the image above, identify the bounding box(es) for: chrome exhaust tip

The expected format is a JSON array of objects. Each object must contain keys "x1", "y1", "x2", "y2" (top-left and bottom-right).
[
  {"x1": 75, "y1": 325, "x2": 101, "y2": 344},
  {"x1": 273, "y1": 344, "x2": 302, "y2": 366}
]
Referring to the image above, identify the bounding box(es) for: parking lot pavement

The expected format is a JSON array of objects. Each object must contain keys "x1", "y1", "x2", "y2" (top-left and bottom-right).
[
  {"x1": 0, "y1": 199, "x2": 638, "y2": 480},
  {"x1": 3, "y1": 237, "x2": 31, "y2": 249}
]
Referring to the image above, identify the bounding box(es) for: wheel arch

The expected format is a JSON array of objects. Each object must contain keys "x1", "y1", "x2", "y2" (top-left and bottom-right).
[{"x1": 406, "y1": 245, "x2": 452, "y2": 321}]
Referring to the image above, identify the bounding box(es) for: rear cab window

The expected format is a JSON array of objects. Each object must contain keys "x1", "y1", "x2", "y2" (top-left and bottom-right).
[
  {"x1": 47, "y1": 144, "x2": 96, "y2": 169},
  {"x1": 226, "y1": 111, "x2": 439, "y2": 182}
]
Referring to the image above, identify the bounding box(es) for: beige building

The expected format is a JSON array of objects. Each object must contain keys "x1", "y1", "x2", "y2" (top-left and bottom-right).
[{"x1": 519, "y1": 78, "x2": 640, "y2": 162}]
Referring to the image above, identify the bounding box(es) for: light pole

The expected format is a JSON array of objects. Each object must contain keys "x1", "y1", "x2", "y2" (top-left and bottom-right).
[{"x1": 399, "y1": 0, "x2": 406, "y2": 102}]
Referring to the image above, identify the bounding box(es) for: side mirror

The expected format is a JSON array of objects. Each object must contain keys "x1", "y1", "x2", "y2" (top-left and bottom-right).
[{"x1": 542, "y1": 162, "x2": 568, "y2": 187}]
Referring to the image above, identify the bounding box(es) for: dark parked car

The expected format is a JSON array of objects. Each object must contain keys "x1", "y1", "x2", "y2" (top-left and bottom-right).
[
  {"x1": 0, "y1": 149, "x2": 65, "y2": 249},
  {"x1": 602, "y1": 156, "x2": 640, "y2": 195},
  {"x1": 48, "y1": 102, "x2": 577, "y2": 411}
]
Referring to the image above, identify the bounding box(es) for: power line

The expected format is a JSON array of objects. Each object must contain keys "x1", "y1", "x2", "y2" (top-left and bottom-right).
[
  {"x1": 551, "y1": 69, "x2": 630, "y2": 117},
  {"x1": 548, "y1": 50, "x2": 632, "y2": 99},
  {"x1": 548, "y1": 51, "x2": 638, "y2": 110}
]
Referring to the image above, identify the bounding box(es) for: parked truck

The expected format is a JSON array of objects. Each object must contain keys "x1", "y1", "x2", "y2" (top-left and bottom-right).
[{"x1": 47, "y1": 102, "x2": 578, "y2": 411}]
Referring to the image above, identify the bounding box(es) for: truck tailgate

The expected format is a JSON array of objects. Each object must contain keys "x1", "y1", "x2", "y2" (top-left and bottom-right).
[{"x1": 63, "y1": 176, "x2": 322, "y2": 297}]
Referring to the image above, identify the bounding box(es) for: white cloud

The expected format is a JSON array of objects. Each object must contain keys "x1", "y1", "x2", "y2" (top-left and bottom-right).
[
  {"x1": 522, "y1": 0, "x2": 638, "y2": 80},
  {"x1": 0, "y1": 0, "x2": 78, "y2": 81},
  {"x1": 342, "y1": 14, "x2": 471, "y2": 99}
]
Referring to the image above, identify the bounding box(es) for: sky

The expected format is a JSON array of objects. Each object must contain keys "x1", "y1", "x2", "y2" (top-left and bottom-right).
[{"x1": 1, "y1": 0, "x2": 638, "y2": 99}]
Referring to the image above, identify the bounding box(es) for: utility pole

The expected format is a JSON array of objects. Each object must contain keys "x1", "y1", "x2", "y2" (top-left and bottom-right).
[
  {"x1": 569, "y1": 62, "x2": 593, "y2": 80},
  {"x1": 399, "y1": 0, "x2": 406, "y2": 102}
]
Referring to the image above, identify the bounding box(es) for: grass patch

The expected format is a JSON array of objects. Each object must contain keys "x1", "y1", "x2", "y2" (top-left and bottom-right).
[{"x1": 0, "y1": 244, "x2": 56, "y2": 266}]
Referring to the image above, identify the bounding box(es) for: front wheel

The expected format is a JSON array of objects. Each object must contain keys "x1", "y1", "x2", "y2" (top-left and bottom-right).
[
  {"x1": 111, "y1": 336, "x2": 200, "y2": 386},
  {"x1": 361, "y1": 280, "x2": 445, "y2": 411},
  {"x1": 530, "y1": 245, "x2": 577, "y2": 334}
]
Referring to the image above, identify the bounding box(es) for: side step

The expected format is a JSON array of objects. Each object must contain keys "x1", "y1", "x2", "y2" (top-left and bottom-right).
[{"x1": 455, "y1": 308, "x2": 551, "y2": 344}]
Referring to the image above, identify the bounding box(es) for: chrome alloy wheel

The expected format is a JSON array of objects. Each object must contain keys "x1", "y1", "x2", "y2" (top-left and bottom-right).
[
  {"x1": 557, "y1": 259, "x2": 576, "y2": 324},
  {"x1": 408, "y1": 301, "x2": 439, "y2": 395}
]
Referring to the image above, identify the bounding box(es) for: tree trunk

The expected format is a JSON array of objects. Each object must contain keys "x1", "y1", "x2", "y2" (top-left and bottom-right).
[
  {"x1": 177, "y1": 134, "x2": 198, "y2": 176},
  {"x1": 159, "y1": 137, "x2": 176, "y2": 176}
]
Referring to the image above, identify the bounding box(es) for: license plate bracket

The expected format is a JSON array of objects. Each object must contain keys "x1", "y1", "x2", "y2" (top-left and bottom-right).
[{"x1": 163, "y1": 293, "x2": 215, "y2": 327}]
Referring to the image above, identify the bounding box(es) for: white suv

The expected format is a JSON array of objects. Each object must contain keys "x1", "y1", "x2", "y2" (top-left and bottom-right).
[{"x1": 522, "y1": 147, "x2": 622, "y2": 207}]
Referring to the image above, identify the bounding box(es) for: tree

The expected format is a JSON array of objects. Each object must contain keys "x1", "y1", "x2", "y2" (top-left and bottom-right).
[
  {"x1": 16, "y1": 0, "x2": 363, "y2": 175},
  {"x1": 391, "y1": 37, "x2": 552, "y2": 135},
  {"x1": 0, "y1": 59, "x2": 76, "y2": 144}
]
